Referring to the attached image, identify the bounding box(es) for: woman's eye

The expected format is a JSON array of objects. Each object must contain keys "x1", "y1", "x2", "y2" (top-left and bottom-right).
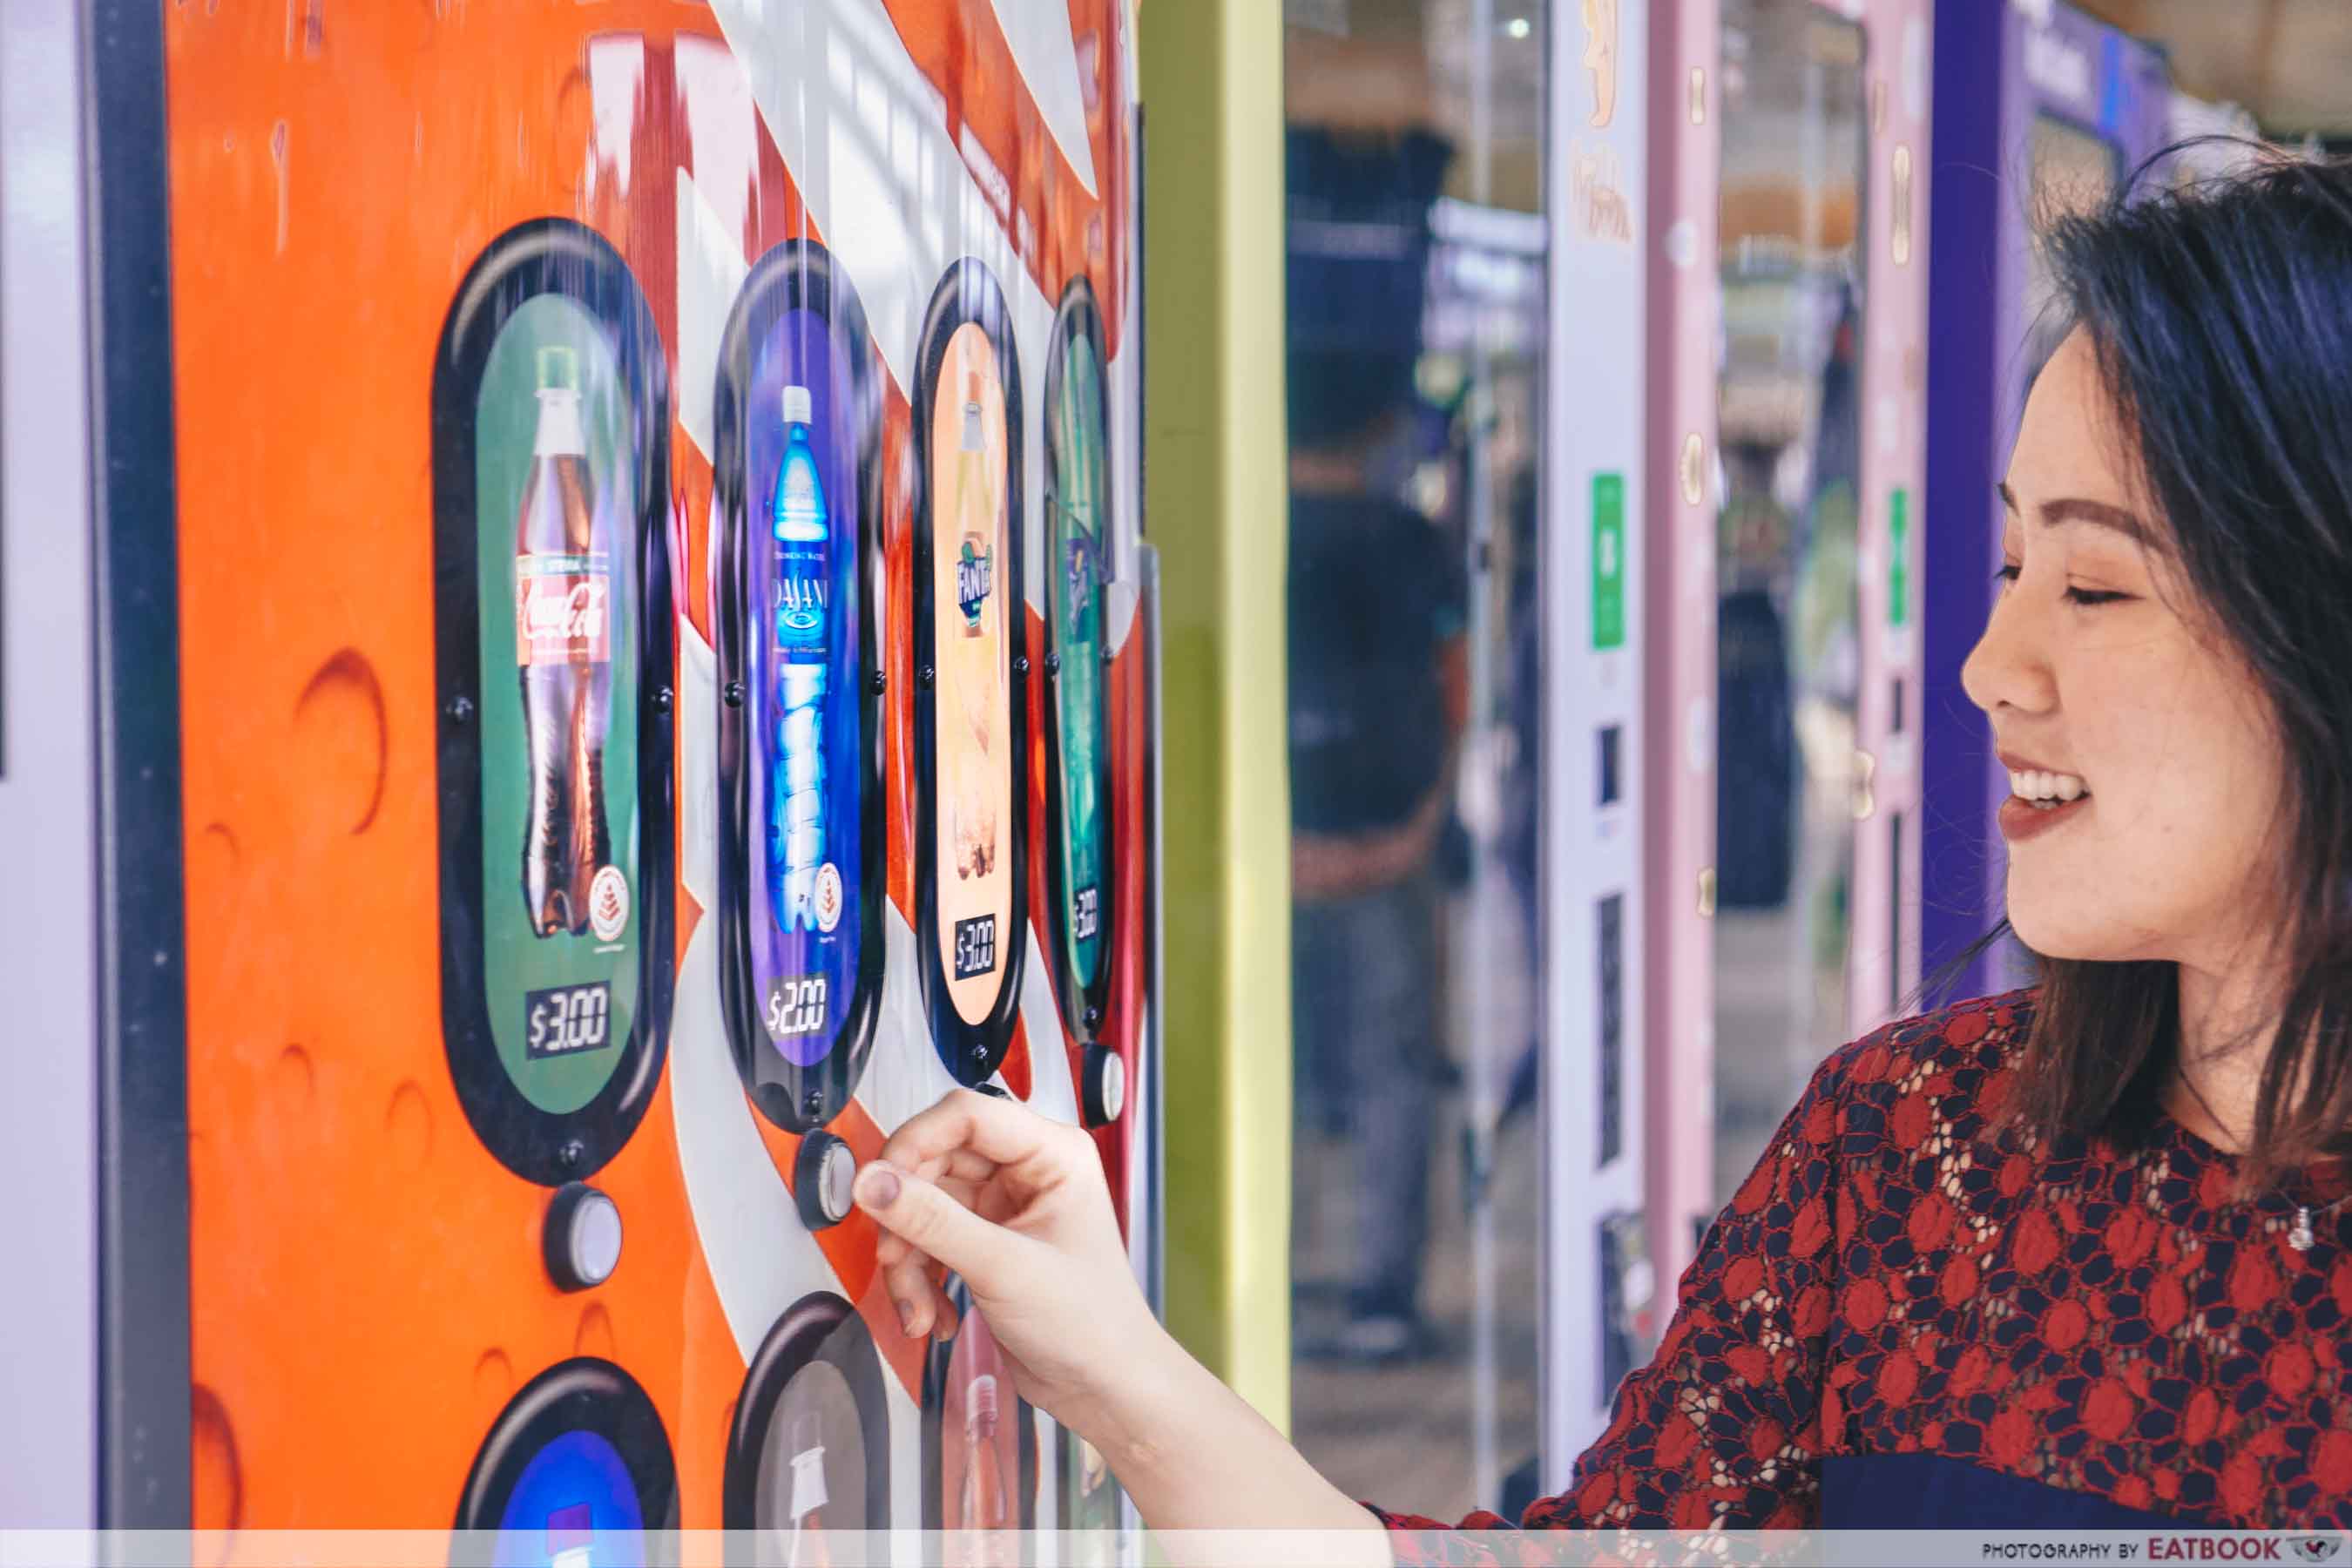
[
  {"x1": 1995, "y1": 563, "x2": 2022, "y2": 584},
  {"x1": 2065, "y1": 587, "x2": 2129, "y2": 606}
]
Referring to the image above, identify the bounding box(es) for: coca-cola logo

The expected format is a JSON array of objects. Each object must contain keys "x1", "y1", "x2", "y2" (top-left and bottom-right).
[
  {"x1": 524, "y1": 578, "x2": 609, "y2": 643},
  {"x1": 515, "y1": 560, "x2": 613, "y2": 666}
]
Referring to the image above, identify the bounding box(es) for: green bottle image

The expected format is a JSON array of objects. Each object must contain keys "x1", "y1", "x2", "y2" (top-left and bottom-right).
[{"x1": 1049, "y1": 337, "x2": 1109, "y2": 996}]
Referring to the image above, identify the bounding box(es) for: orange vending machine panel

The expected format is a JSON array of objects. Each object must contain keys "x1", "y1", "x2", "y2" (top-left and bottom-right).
[{"x1": 95, "y1": 0, "x2": 1156, "y2": 1547}]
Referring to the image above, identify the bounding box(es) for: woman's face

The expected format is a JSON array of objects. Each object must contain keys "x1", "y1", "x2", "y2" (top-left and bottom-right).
[{"x1": 1962, "y1": 329, "x2": 2288, "y2": 970}]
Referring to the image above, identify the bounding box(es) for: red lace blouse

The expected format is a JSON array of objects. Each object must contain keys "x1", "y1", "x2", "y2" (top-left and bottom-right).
[{"x1": 1369, "y1": 988, "x2": 2352, "y2": 1545}]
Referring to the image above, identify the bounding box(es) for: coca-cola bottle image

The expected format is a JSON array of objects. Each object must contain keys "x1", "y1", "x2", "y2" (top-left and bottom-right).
[{"x1": 515, "y1": 342, "x2": 614, "y2": 937}]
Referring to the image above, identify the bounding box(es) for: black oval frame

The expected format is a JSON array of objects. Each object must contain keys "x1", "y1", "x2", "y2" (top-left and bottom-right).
[
  {"x1": 721, "y1": 1290, "x2": 892, "y2": 1549},
  {"x1": 1038, "y1": 277, "x2": 1120, "y2": 1042},
  {"x1": 713, "y1": 240, "x2": 889, "y2": 1134},
  {"x1": 429, "y1": 219, "x2": 678, "y2": 1188},
  {"x1": 912, "y1": 259, "x2": 1031, "y2": 1085},
  {"x1": 920, "y1": 1276, "x2": 1038, "y2": 1539},
  {"x1": 451, "y1": 1355, "x2": 679, "y2": 1558}
]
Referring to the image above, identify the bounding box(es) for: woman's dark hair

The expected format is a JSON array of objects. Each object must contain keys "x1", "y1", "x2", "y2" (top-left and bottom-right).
[{"x1": 1997, "y1": 142, "x2": 2352, "y2": 1195}]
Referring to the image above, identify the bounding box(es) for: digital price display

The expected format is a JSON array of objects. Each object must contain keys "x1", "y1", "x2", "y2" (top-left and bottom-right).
[
  {"x1": 762, "y1": 975, "x2": 829, "y2": 1042},
  {"x1": 953, "y1": 916, "x2": 997, "y2": 983},
  {"x1": 524, "y1": 982, "x2": 614, "y2": 1061}
]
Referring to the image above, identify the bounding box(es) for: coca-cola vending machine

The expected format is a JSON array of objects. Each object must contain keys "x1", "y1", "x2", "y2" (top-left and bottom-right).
[{"x1": 21, "y1": 0, "x2": 1162, "y2": 1553}]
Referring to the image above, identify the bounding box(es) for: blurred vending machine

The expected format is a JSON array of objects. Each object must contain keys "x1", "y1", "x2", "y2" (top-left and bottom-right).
[
  {"x1": 4, "y1": 0, "x2": 1160, "y2": 1551},
  {"x1": 1642, "y1": 0, "x2": 1928, "y2": 1317},
  {"x1": 1923, "y1": 0, "x2": 2169, "y2": 999},
  {"x1": 1544, "y1": 0, "x2": 1654, "y2": 1468}
]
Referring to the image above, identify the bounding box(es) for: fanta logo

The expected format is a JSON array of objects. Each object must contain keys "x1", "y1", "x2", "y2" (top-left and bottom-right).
[{"x1": 957, "y1": 537, "x2": 994, "y2": 627}]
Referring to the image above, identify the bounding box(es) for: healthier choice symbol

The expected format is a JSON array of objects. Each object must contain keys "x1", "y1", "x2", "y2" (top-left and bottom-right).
[{"x1": 589, "y1": 865, "x2": 629, "y2": 942}]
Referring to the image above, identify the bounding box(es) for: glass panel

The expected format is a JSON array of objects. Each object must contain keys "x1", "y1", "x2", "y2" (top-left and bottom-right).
[
  {"x1": 1281, "y1": 0, "x2": 1549, "y2": 1520},
  {"x1": 1713, "y1": 0, "x2": 1868, "y2": 1207}
]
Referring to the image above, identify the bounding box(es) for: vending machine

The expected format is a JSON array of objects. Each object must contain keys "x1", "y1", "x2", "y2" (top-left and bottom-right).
[
  {"x1": 1544, "y1": 0, "x2": 1656, "y2": 1470},
  {"x1": 17, "y1": 0, "x2": 1159, "y2": 1550},
  {"x1": 1643, "y1": 0, "x2": 1929, "y2": 1308},
  {"x1": 1923, "y1": 0, "x2": 2170, "y2": 1000}
]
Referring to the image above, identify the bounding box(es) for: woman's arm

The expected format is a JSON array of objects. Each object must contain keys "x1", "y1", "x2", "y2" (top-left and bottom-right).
[{"x1": 858, "y1": 1034, "x2": 1862, "y2": 1546}]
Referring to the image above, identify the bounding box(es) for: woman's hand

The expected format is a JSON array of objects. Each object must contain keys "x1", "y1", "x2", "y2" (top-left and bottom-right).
[
  {"x1": 854, "y1": 1089, "x2": 1388, "y2": 1548},
  {"x1": 852, "y1": 1088, "x2": 1164, "y2": 1430}
]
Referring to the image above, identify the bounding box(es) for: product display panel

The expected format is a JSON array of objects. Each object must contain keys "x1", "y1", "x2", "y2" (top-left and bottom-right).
[
  {"x1": 722, "y1": 1292, "x2": 890, "y2": 1562},
  {"x1": 914, "y1": 263, "x2": 1030, "y2": 1088},
  {"x1": 455, "y1": 1358, "x2": 679, "y2": 1563},
  {"x1": 714, "y1": 240, "x2": 888, "y2": 1166},
  {"x1": 432, "y1": 220, "x2": 679, "y2": 1187},
  {"x1": 1042, "y1": 281, "x2": 1117, "y2": 1041}
]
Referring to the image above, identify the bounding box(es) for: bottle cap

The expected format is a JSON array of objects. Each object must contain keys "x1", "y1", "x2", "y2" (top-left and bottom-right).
[
  {"x1": 537, "y1": 344, "x2": 580, "y2": 394},
  {"x1": 783, "y1": 384, "x2": 814, "y2": 427},
  {"x1": 967, "y1": 1372, "x2": 999, "y2": 1431}
]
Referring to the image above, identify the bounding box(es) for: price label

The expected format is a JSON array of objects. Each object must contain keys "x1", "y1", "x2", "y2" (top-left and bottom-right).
[
  {"x1": 524, "y1": 982, "x2": 614, "y2": 1060},
  {"x1": 1072, "y1": 884, "x2": 1100, "y2": 943},
  {"x1": 953, "y1": 914, "x2": 998, "y2": 981},
  {"x1": 763, "y1": 974, "x2": 830, "y2": 1041}
]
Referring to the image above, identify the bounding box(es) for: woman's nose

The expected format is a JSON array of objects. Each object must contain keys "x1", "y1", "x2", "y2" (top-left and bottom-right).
[{"x1": 1960, "y1": 579, "x2": 2058, "y2": 718}]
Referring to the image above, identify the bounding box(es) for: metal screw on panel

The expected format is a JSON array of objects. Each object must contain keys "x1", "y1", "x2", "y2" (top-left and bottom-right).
[
  {"x1": 447, "y1": 695, "x2": 474, "y2": 725},
  {"x1": 919, "y1": 665, "x2": 936, "y2": 687},
  {"x1": 1084, "y1": 1004, "x2": 1102, "y2": 1031},
  {"x1": 558, "y1": 1138, "x2": 586, "y2": 1173},
  {"x1": 869, "y1": 669, "x2": 887, "y2": 695},
  {"x1": 803, "y1": 1089, "x2": 825, "y2": 1119},
  {"x1": 1046, "y1": 652, "x2": 1062, "y2": 678},
  {"x1": 971, "y1": 1044, "x2": 990, "y2": 1064},
  {"x1": 652, "y1": 686, "x2": 673, "y2": 713},
  {"x1": 1015, "y1": 655, "x2": 1031, "y2": 678},
  {"x1": 724, "y1": 680, "x2": 745, "y2": 707}
]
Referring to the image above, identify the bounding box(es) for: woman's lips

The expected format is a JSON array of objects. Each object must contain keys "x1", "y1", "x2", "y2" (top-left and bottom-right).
[{"x1": 1997, "y1": 791, "x2": 2092, "y2": 842}]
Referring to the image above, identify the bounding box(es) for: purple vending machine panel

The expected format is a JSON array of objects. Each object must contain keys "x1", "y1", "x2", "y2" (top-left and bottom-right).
[{"x1": 1922, "y1": 0, "x2": 2169, "y2": 999}]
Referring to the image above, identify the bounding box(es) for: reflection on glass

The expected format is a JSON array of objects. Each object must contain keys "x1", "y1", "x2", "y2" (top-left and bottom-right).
[
  {"x1": 1283, "y1": 0, "x2": 1548, "y2": 1523},
  {"x1": 2023, "y1": 113, "x2": 2121, "y2": 378},
  {"x1": 1713, "y1": 0, "x2": 1868, "y2": 1205}
]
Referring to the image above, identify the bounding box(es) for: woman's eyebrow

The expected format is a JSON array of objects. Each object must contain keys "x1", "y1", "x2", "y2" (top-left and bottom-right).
[{"x1": 1997, "y1": 483, "x2": 2151, "y2": 544}]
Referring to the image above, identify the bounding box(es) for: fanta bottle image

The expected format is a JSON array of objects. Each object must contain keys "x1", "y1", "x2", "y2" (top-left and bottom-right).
[
  {"x1": 515, "y1": 342, "x2": 614, "y2": 937},
  {"x1": 949, "y1": 370, "x2": 1000, "y2": 882}
]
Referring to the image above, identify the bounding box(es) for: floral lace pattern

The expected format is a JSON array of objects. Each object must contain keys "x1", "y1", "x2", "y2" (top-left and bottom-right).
[{"x1": 1369, "y1": 988, "x2": 2352, "y2": 1555}]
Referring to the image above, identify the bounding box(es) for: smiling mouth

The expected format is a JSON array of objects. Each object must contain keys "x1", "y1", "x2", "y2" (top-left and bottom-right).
[{"x1": 2006, "y1": 767, "x2": 2090, "y2": 809}]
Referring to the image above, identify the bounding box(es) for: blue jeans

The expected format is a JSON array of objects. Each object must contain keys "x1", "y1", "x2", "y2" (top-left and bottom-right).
[{"x1": 1292, "y1": 874, "x2": 1443, "y2": 1321}]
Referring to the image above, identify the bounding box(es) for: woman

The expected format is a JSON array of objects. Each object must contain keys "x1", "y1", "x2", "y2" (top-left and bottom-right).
[{"x1": 854, "y1": 155, "x2": 2352, "y2": 1540}]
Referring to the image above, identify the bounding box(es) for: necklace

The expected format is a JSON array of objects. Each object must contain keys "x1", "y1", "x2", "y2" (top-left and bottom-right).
[{"x1": 2175, "y1": 1069, "x2": 2352, "y2": 1252}]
